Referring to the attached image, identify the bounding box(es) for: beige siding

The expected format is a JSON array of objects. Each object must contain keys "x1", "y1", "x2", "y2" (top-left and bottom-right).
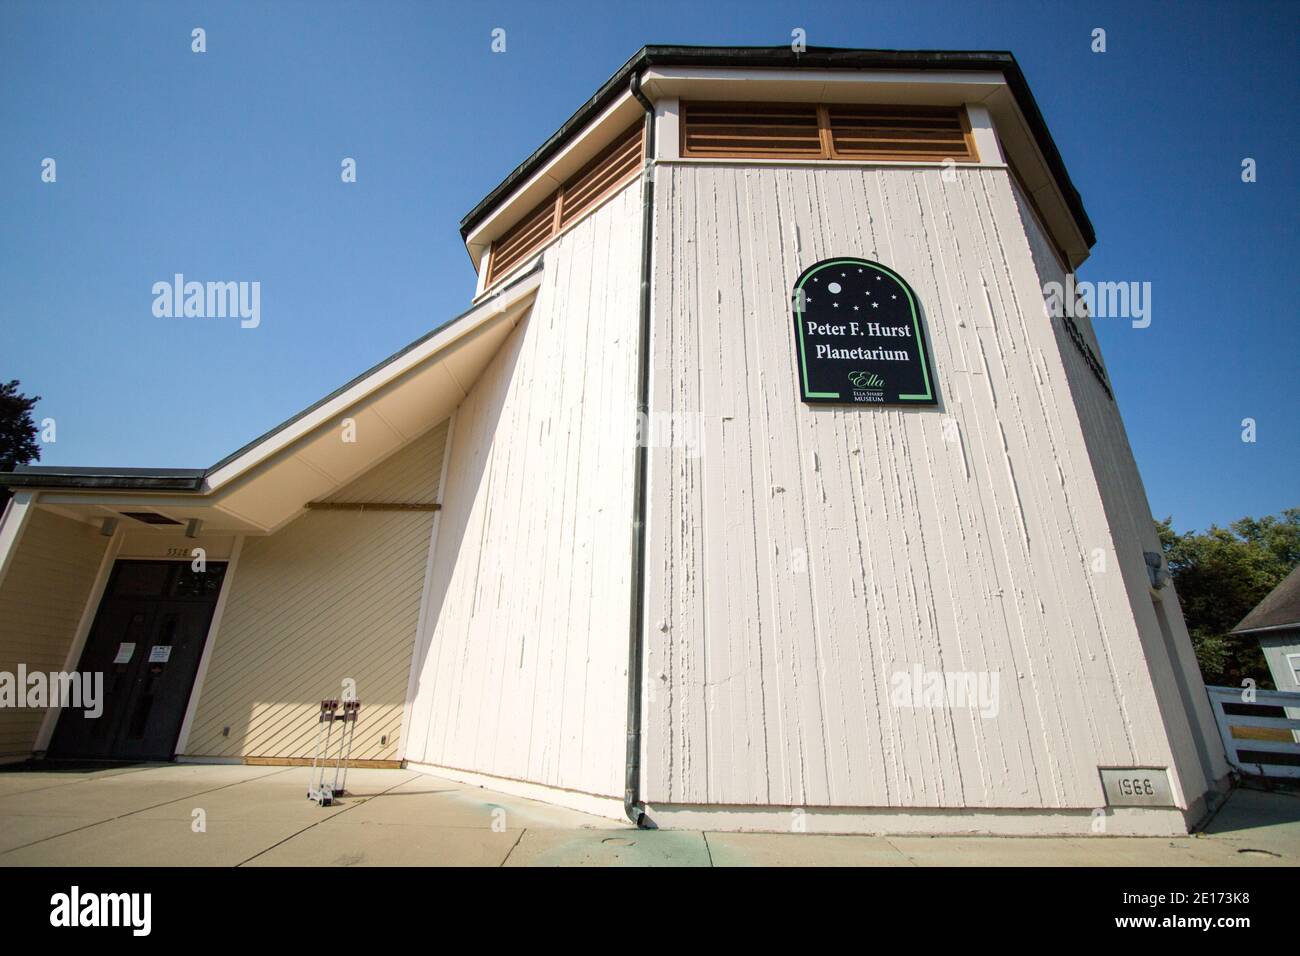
[
  {"x1": 644, "y1": 162, "x2": 1184, "y2": 809},
  {"x1": 1010, "y1": 180, "x2": 1229, "y2": 797},
  {"x1": 404, "y1": 182, "x2": 641, "y2": 798},
  {"x1": 0, "y1": 509, "x2": 108, "y2": 758},
  {"x1": 184, "y1": 422, "x2": 447, "y2": 761}
]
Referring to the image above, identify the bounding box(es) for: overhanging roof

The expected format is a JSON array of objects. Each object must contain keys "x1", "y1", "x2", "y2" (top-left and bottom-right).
[
  {"x1": 2, "y1": 264, "x2": 544, "y2": 532},
  {"x1": 1, "y1": 467, "x2": 206, "y2": 492},
  {"x1": 459, "y1": 45, "x2": 1096, "y2": 250},
  {"x1": 1232, "y1": 564, "x2": 1300, "y2": 636}
]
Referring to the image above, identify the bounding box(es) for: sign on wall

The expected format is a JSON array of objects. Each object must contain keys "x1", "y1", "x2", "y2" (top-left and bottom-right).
[
  {"x1": 1098, "y1": 767, "x2": 1175, "y2": 807},
  {"x1": 791, "y1": 257, "x2": 937, "y2": 406}
]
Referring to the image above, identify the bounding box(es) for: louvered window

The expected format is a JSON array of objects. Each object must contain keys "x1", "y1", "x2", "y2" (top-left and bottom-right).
[
  {"x1": 486, "y1": 121, "x2": 644, "y2": 286},
  {"x1": 681, "y1": 102, "x2": 823, "y2": 157},
  {"x1": 559, "y1": 123, "x2": 643, "y2": 226},
  {"x1": 682, "y1": 101, "x2": 977, "y2": 163},
  {"x1": 485, "y1": 192, "x2": 559, "y2": 285},
  {"x1": 827, "y1": 105, "x2": 975, "y2": 161}
]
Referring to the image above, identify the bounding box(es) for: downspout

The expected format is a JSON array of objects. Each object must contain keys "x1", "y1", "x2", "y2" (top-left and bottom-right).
[{"x1": 624, "y1": 70, "x2": 655, "y2": 828}]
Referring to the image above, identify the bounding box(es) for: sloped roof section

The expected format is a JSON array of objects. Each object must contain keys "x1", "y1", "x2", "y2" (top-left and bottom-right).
[
  {"x1": 0, "y1": 263, "x2": 543, "y2": 499},
  {"x1": 1232, "y1": 564, "x2": 1300, "y2": 634},
  {"x1": 1, "y1": 264, "x2": 543, "y2": 535}
]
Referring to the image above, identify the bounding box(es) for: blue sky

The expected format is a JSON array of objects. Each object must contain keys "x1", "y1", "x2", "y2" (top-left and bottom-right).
[{"x1": 1, "y1": 0, "x2": 1295, "y2": 532}]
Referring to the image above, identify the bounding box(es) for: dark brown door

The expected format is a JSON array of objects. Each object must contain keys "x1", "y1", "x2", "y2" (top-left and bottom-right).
[{"x1": 48, "y1": 560, "x2": 227, "y2": 760}]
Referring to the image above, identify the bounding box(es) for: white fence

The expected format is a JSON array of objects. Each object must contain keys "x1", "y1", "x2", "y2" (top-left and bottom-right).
[{"x1": 1206, "y1": 685, "x2": 1300, "y2": 779}]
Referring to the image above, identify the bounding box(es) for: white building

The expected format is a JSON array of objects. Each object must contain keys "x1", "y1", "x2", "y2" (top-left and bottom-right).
[{"x1": 0, "y1": 46, "x2": 1228, "y2": 835}]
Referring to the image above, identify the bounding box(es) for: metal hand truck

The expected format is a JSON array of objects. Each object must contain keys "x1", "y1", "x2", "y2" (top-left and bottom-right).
[{"x1": 307, "y1": 698, "x2": 362, "y2": 806}]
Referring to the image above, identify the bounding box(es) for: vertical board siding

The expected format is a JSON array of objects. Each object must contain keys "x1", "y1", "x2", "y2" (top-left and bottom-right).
[
  {"x1": 405, "y1": 184, "x2": 641, "y2": 798},
  {"x1": 1010, "y1": 180, "x2": 1228, "y2": 797},
  {"x1": 645, "y1": 163, "x2": 1180, "y2": 809},
  {"x1": 185, "y1": 422, "x2": 447, "y2": 761},
  {"x1": 0, "y1": 509, "x2": 107, "y2": 758}
]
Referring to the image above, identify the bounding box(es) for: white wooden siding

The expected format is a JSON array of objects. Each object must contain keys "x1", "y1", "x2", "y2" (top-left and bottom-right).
[
  {"x1": 184, "y1": 422, "x2": 447, "y2": 761},
  {"x1": 404, "y1": 183, "x2": 641, "y2": 798},
  {"x1": 0, "y1": 509, "x2": 108, "y2": 758},
  {"x1": 643, "y1": 163, "x2": 1184, "y2": 809},
  {"x1": 1010, "y1": 179, "x2": 1229, "y2": 797}
]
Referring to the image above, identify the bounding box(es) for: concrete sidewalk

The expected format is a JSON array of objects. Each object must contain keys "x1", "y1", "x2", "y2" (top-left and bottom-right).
[{"x1": 0, "y1": 763, "x2": 1295, "y2": 866}]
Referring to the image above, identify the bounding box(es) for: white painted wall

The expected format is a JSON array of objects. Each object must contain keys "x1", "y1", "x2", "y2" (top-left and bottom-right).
[
  {"x1": 404, "y1": 182, "x2": 642, "y2": 799},
  {"x1": 184, "y1": 423, "x2": 447, "y2": 761},
  {"x1": 642, "y1": 161, "x2": 1200, "y2": 812},
  {"x1": 1009, "y1": 178, "x2": 1230, "y2": 800}
]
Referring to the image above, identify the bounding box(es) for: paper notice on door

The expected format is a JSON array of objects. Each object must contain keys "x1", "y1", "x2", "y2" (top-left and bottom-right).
[
  {"x1": 148, "y1": 645, "x2": 172, "y2": 663},
  {"x1": 113, "y1": 643, "x2": 136, "y2": 664}
]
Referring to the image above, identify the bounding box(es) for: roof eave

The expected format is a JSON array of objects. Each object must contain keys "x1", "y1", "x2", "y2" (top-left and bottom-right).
[
  {"x1": 0, "y1": 261, "x2": 546, "y2": 498},
  {"x1": 458, "y1": 45, "x2": 1095, "y2": 249},
  {"x1": 1231, "y1": 621, "x2": 1300, "y2": 637},
  {"x1": 0, "y1": 469, "x2": 206, "y2": 492}
]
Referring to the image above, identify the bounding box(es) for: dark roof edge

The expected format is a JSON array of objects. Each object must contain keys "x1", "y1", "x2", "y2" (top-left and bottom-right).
[
  {"x1": 0, "y1": 469, "x2": 205, "y2": 491},
  {"x1": 1231, "y1": 621, "x2": 1300, "y2": 636},
  {"x1": 458, "y1": 45, "x2": 1096, "y2": 249},
  {"x1": 0, "y1": 261, "x2": 546, "y2": 494}
]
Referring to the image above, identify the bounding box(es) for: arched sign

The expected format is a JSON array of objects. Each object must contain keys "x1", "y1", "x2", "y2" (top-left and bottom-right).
[{"x1": 791, "y1": 257, "x2": 937, "y2": 406}]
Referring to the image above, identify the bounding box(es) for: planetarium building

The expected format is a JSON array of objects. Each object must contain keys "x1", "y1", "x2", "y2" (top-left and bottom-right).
[{"x1": 0, "y1": 46, "x2": 1228, "y2": 835}]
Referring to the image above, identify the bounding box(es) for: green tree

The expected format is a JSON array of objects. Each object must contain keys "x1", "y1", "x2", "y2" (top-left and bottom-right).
[
  {"x1": 1158, "y1": 509, "x2": 1300, "y2": 687},
  {"x1": 0, "y1": 380, "x2": 42, "y2": 510}
]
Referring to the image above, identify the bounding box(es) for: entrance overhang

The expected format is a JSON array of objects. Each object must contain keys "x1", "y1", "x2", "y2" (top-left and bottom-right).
[{"x1": 1, "y1": 265, "x2": 543, "y2": 537}]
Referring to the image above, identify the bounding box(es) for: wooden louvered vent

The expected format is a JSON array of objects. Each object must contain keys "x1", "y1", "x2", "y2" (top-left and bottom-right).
[
  {"x1": 682, "y1": 101, "x2": 977, "y2": 163},
  {"x1": 486, "y1": 121, "x2": 644, "y2": 286},
  {"x1": 681, "y1": 102, "x2": 823, "y2": 157},
  {"x1": 560, "y1": 123, "x2": 644, "y2": 226},
  {"x1": 485, "y1": 192, "x2": 559, "y2": 286},
  {"x1": 828, "y1": 105, "x2": 975, "y2": 161}
]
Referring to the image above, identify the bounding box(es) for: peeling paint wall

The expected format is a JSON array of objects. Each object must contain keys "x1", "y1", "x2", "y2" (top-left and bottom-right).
[
  {"x1": 643, "y1": 162, "x2": 1188, "y2": 810},
  {"x1": 404, "y1": 182, "x2": 641, "y2": 798},
  {"x1": 1011, "y1": 179, "x2": 1229, "y2": 801}
]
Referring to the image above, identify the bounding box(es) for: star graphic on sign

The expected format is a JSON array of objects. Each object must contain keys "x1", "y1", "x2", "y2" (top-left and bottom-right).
[
  {"x1": 853, "y1": 305, "x2": 860, "y2": 311},
  {"x1": 833, "y1": 302, "x2": 839, "y2": 308},
  {"x1": 872, "y1": 302, "x2": 879, "y2": 308},
  {"x1": 891, "y1": 294, "x2": 897, "y2": 300}
]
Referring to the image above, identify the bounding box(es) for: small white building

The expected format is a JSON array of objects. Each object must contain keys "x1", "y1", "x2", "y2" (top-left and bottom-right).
[
  {"x1": 1233, "y1": 565, "x2": 1300, "y2": 693},
  {"x1": 0, "y1": 46, "x2": 1229, "y2": 835}
]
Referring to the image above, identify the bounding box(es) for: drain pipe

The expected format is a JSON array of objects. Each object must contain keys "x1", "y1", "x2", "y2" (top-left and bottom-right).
[{"x1": 624, "y1": 70, "x2": 655, "y2": 828}]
